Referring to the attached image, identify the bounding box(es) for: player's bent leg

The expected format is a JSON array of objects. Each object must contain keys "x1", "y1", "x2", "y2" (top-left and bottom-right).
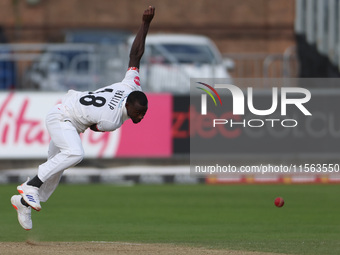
[
  {"x1": 11, "y1": 195, "x2": 32, "y2": 230},
  {"x1": 18, "y1": 107, "x2": 84, "y2": 207},
  {"x1": 39, "y1": 171, "x2": 64, "y2": 203},
  {"x1": 47, "y1": 140, "x2": 60, "y2": 160},
  {"x1": 38, "y1": 112, "x2": 84, "y2": 182},
  {"x1": 38, "y1": 148, "x2": 84, "y2": 183},
  {"x1": 34, "y1": 116, "x2": 84, "y2": 204},
  {"x1": 37, "y1": 148, "x2": 83, "y2": 203}
]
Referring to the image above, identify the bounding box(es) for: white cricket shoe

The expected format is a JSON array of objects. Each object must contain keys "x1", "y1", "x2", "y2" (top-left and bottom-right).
[
  {"x1": 17, "y1": 177, "x2": 41, "y2": 211},
  {"x1": 11, "y1": 195, "x2": 32, "y2": 231}
]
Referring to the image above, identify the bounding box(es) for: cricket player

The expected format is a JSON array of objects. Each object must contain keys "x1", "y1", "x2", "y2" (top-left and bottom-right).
[{"x1": 11, "y1": 6, "x2": 155, "y2": 230}]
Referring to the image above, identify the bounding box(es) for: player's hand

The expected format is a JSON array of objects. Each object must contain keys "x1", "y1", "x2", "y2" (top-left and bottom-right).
[
  {"x1": 143, "y1": 6, "x2": 155, "y2": 24},
  {"x1": 90, "y1": 124, "x2": 103, "y2": 132}
]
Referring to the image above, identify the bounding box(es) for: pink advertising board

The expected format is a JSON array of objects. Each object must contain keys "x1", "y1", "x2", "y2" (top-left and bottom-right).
[{"x1": 115, "y1": 94, "x2": 172, "y2": 157}]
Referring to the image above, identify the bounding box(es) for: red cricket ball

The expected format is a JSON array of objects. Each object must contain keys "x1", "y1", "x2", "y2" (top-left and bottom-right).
[{"x1": 274, "y1": 197, "x2": 284, "y2": 207}]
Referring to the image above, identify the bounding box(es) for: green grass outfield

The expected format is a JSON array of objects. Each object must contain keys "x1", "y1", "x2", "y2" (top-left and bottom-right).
[{"x1": 1, "y1": 183, "x2": 340, "y2": 254}]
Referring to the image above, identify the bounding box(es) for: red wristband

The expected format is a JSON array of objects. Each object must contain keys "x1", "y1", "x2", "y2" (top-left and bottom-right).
[{"x1": 128, "y1": 67, "x2": 139, "y2": 72}]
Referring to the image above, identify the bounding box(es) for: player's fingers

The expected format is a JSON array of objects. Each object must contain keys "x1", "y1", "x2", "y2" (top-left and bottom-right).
[
  {"x1": 144, "y1": 9, "x2": 151, "y2": 15},
  {"x1": 143, "y1": 6, "x2": 154, "y2": 19},
  {"x1": 147, "y1": 6, "x2": 155, "y2": 14}
]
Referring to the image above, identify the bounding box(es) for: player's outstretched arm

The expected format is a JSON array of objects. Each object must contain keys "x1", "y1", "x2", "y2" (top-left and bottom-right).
[{"x1": 128, "y1": 6, "x2": 155, "y2": 69}]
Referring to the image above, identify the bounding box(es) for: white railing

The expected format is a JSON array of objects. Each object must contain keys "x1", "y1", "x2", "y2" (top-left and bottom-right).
[{"x1": 0, "y1": 43, "x2": 299, "y2": 93}]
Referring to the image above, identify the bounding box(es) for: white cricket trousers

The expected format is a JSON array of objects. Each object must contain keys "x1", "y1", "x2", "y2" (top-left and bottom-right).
[{"x1": 38, "y1": 104, "x2": 84, "y2": 202}]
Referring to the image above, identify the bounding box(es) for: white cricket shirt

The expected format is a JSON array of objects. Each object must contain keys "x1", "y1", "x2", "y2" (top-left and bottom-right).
[{"x1": 61, "y1": 68, "x2": 142, "y2": 133}]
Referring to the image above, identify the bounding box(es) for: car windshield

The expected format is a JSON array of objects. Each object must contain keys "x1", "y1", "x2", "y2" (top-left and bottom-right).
[{"x1": 157, "y1": 44, "x2": 218, "y2": 64}]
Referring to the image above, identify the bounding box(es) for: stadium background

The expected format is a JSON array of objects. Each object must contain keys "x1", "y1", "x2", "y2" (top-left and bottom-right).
[
  {"x1": 0, "y1": 0, "x2": 297, "y2": 167},
  {"x1": 1, "y1": 1, "x2": 340, "y2": 255}
]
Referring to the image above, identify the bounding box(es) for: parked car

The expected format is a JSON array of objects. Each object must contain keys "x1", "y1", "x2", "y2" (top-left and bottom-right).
[
  {"x1": 24, "y1": 30, "x2": 131, "y2": 91},
  {"x1": 24, "y1": 46, "x2": 100, "y2": 91},
  {"x1": 128, "y1": 34, "x2": 232, "y2": 93}
]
